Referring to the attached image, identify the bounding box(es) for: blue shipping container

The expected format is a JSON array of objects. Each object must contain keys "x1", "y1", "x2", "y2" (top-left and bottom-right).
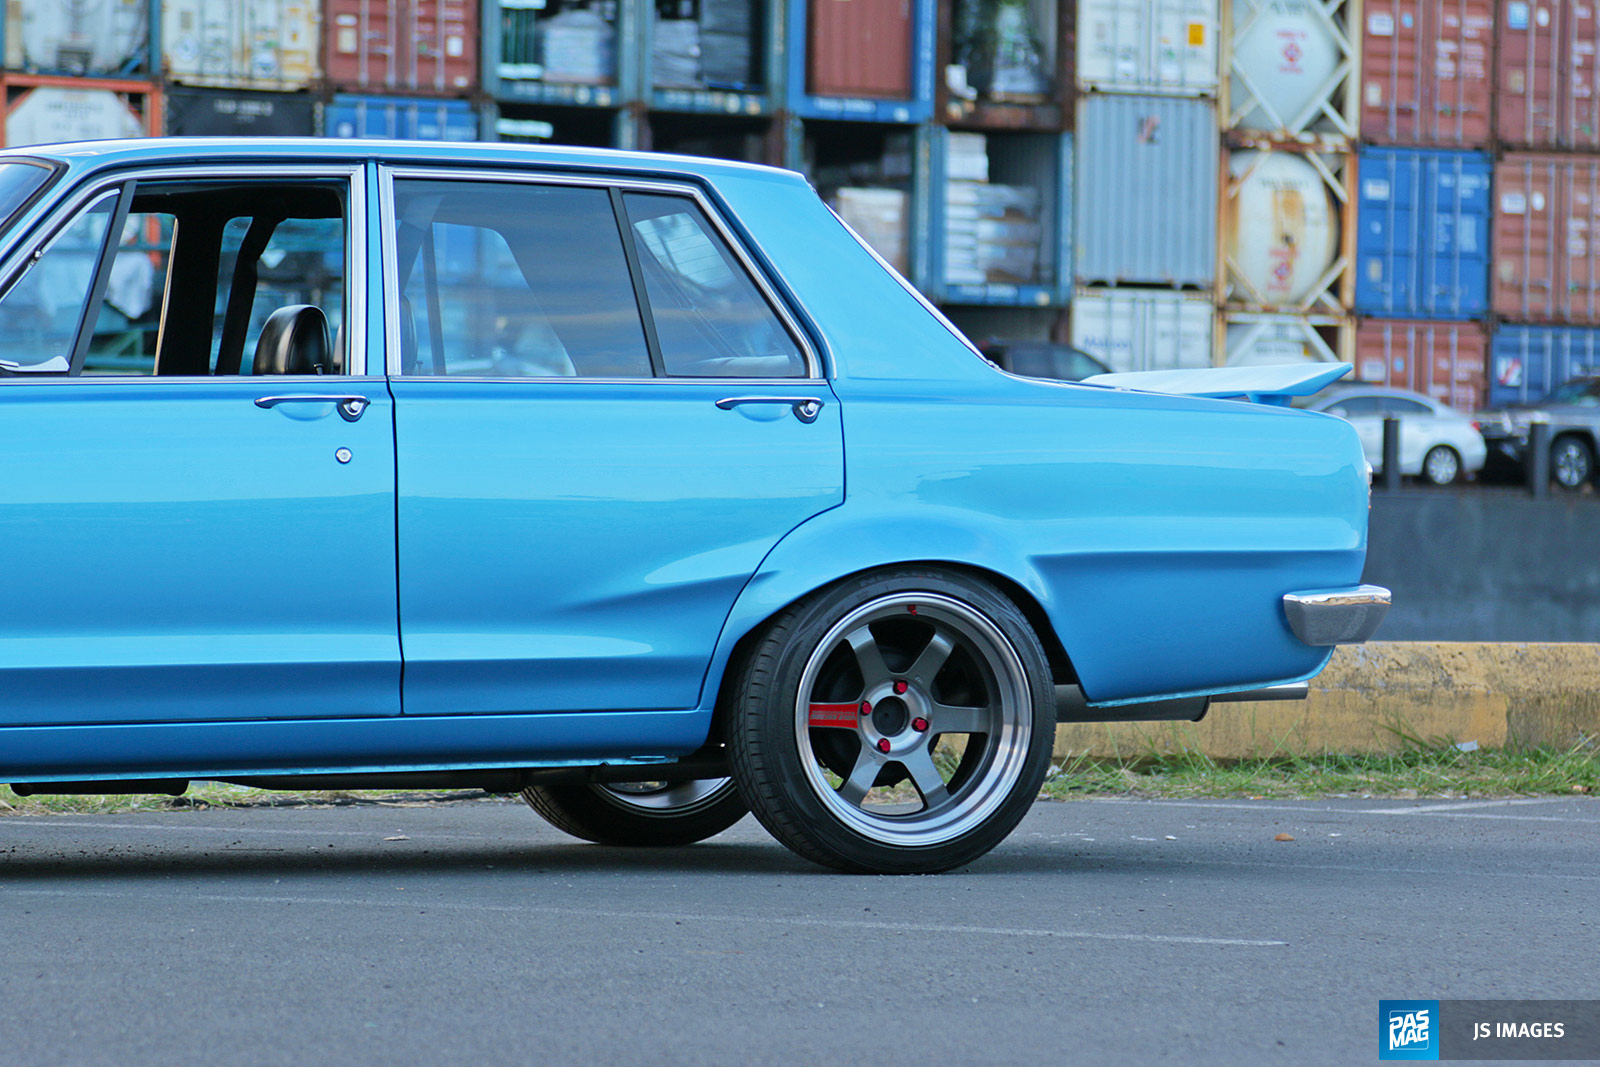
[
  {"x1": 324, "y1": 96, "x2": 479, "y2": 142},
  {"x1": 1355, "y1": 147, "x2": 1491, "y2": 319},
  {"x1": 1490, "y1": 325, "x2": 1600, "y2": 406}
]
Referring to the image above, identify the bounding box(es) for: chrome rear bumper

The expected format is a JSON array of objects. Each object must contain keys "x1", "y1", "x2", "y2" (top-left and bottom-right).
[{"x1": 1282, "y1": 584, "x2": 1391, "y2": 646}]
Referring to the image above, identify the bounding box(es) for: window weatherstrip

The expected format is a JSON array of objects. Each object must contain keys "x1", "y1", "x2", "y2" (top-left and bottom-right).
[
  {"x1": 609, "y1": 185, "x2": 666, "y2": 379},
  {"x1": 67, "y1": 180, "x2": 136, "y2": 376}
]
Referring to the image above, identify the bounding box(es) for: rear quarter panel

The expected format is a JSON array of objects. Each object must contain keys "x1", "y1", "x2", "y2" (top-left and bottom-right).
[
  {"x1": 700, "y1": 167, "x2": 1370, "y2": 705},
  {"x1": 716, "y1": 374, "x2": 1368, "y2": 705}
]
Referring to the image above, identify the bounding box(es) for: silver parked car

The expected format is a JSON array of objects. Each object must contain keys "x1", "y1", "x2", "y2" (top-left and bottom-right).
[
  {"x1": 1306, "y1": 386, "x2": 1487, "y2": 486},
  {"x1": 1476, "y1": 376, "x2": 1600, "y2": 490}
]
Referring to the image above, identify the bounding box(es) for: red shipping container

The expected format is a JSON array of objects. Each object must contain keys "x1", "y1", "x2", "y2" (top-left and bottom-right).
[
  {"x1": 324, "y1": 0, "x2": 477, "y2": 96},
  {"x1": 1361, "y1": 0, "x2": 1492, "y2": 146},
  {"x1": 807, "y1": 0, "x2": 912, "y2": 98},
  {"x1": 1495, "y1": 0, "x2": 1600, "y2": 148},
  {"x1": 1355, "y1": 318, "x2": 1488, "y2": 411},
  {"x1": 1493, "y1": 154, "x2": 1600, "y2": 323}
]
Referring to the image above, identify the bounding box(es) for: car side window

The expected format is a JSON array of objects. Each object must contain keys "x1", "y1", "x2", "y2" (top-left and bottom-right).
[
  {"x1": 1381, "y1": 398, "x2": 1432, "y2": 417},
  {"x1": 622, "y1": 193, "x2": 806, "y2": 379},
  {"x1": 0, "y1": 177, "x2": 353, "y2": 379},
  {"x1": 212, "y1": 216, "x2": 345, "y2": 374},
  {"x1": 391, "y1": 179, "x2": 652, "y2": 378},
  {"x1": 1332, "y1": 396, "x2": 1383, "y2": 416},
  {"x1": 0, "y1": 191, "x2": 117, "y2": 374}
]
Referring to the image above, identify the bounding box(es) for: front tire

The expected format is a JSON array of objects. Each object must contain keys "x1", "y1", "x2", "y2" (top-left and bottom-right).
[
  {"x1": 521, "y1": 778, "x2": 747, "y2": 846},
  {"x1": 1421, "y1": 445, "x2": 1461, "y2": 486},
  {"x1": 726, "y1": 569, "x2": 1055, "y2": 874}
]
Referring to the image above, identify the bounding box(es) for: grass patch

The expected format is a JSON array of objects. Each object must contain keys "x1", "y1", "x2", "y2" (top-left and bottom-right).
[{"x1": 1041, "y1": 738, "x2": 1600, "y2": 800}]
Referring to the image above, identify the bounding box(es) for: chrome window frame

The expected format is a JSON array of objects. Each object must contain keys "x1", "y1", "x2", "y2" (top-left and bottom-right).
[
  {"x1": 377, "y1": 166, "x2": 824, "y2": 382},
  {"x1": 0, "y1": 163, "x2": 369, "y2": 380}
]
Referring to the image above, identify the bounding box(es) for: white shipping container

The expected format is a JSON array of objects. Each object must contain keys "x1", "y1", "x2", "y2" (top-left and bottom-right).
[
  {"x1": 1070, "y1": 287, "x2": 1214, "y2": 371},
  {"x1": 163, "y1": 0, "x2": 321, "y2": 90},
  {"x1": 1223, "y1": 312, "x2": 1348, "y2": 367},
  {"x1": 1077, "y1": 0, "x2": 1219, "y2": 94},
  {"x1": 5, "y1": 87, "x2": 147, "y2": 147},
  {"x1": 5, "y1": 0, "x2": 147, "y2": 75},
  {"x1": 1225, "y1": 0, "x2": 1356, "y2": 140}
]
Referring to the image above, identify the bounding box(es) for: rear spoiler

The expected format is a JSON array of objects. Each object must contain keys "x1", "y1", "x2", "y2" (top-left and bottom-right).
[{"x1": 1082, "y1": 363, "x2": 1352, "y2": 406}]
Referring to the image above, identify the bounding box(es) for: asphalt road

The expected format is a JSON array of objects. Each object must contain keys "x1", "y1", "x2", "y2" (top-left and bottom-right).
[{"x1": 2, "y1": 795, "x2": 1597, "y2": 1067}]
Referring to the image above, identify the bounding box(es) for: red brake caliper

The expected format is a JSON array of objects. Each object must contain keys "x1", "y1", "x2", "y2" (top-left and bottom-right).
[{"x1": 807, "y1": 703, "x2": 862, "y2": 729}]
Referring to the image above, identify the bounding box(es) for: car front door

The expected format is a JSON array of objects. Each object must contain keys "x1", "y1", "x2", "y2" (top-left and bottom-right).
[
  {"x1": 0, "y1": 165, "x2": 400, "y2": 727},
  {"x1": 381, "y1": 169, "x2": 843, "y2": 715}
]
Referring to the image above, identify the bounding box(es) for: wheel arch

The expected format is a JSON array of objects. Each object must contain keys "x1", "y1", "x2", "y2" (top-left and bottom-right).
[{"x1": 701, "y1": 516, "x2": 1078, "y2": 737}]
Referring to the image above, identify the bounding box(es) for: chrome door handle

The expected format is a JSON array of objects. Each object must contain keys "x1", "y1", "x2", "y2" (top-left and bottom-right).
[
  {"x1": 255, "y1": 395, "x2": 370, "y2": 422},
  {"x1": 715, "y1": 395, "x2": 825, "y2": 423}
]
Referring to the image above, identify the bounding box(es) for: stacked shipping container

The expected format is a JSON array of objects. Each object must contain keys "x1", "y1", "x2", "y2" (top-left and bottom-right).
[
  {"x1": 10, "y1": 0, "x2": 1598, "y2": 413},
  {"x1": 1061, "y1": 0, "x2": 1219, "y2": 373},
  {"x1": 1355, "y1": 0, "x2": 1492, "y2": 407},
  {"x1": 1217, "y1": 0, "x2": 1361, "y2": 369},
  {"x1": 936, "y1": 0, "x2": 1072, "y2": 345}
]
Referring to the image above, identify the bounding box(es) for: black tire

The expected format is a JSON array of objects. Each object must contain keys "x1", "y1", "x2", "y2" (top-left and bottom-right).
[
  {"x1": 1420, "y1": 445, "x2": 1460, "y2": 486},
  {"x1": 1551, "y1": 436, "x2": 1594, "y2": 491},
  {"x1": 521, "y1": 778, "x2": 747, "y2": 846},
  {"x1": 725, "y1": 568, "x2": 1055, "y2": 874}
]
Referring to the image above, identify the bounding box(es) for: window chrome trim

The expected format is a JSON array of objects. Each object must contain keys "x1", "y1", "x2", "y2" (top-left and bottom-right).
[
  {"x1": 0, "y1": 163, "x2": 367, "y2": 377},
  {"x1": 376, "y1": 165, "x2": 824, "y2": 381}
]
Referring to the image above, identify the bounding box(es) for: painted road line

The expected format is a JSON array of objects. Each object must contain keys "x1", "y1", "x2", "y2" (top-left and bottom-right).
[{"x1": 1358, "y1": 798, "x2": 1570, "y2": 814}]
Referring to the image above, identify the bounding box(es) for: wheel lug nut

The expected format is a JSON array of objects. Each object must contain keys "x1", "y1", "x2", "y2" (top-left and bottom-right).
[
  {"x1": 876, "y1": 738, "x2": 892, "y2": 754},
  {"x1": 893, "y1": 680, "x2": 908, "y2": 695},
  {"x1": 912, "y1": 717, "x2": 929, "y2": 732},
  {"x1": 859, "y1": 701, "x2": 871, "y2": 715}
]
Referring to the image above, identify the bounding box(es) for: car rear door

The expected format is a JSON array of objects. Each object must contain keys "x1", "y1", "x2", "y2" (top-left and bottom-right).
[
  {"x1": 380, "y1": 168, "x2": 843, "y2": 715},
  {"x1": 0, "y1": 164, "x2": 401, "y2": 727}
]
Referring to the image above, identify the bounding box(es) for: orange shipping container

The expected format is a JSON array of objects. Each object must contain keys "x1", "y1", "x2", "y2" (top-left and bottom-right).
[
  {"x1": 1361, "y1": 0, "x2": 1492, "y2": 146},
  {"x1": 1493, "y1": 154, "x2": 1600, "y2": 323},
  {"x1": 807, "y1": 0, "x2": 912, "y2": 98},
  {"x1": 324, "y1": 0, "x2": 477, "y2": 96},
  {"x1": 1495, "y1": 0, "x2": 1600, "y2": 148},
  {"x1": 1355, "y1": 318, "x2": 1488, "y2": 410}
]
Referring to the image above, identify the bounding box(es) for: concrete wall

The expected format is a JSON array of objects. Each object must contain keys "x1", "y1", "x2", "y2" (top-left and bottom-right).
[
  {"x1": 1362, "y1": 489, "x2": 1600, "y2": 641},
  {"x1": 1053, "y1": 642, "x2": 1600, "y2": 760}
]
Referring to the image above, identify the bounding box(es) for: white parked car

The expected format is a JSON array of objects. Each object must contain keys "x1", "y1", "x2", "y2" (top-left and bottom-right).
[{"x1": 1306, "y1": 387, "x2": 1487, "y2": 486}]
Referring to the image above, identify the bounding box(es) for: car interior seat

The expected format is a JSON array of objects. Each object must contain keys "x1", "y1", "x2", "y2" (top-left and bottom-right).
[{"x1": 253, "y1": 305, "x2": 334, "y2": 375}]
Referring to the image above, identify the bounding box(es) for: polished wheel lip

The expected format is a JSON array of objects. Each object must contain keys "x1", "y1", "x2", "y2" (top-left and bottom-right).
[
  {"x1": 593, "y1": 778, "x2": 735, "y2": 816},
  {"x1": 793, "y1": 591, "x2": 1032, "y2": 847}
]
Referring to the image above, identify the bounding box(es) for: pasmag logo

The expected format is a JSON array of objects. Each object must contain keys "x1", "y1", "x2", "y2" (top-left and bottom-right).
[{"x1": 1380, "y1": 1000, "x2": 1440, "y2": 1060}]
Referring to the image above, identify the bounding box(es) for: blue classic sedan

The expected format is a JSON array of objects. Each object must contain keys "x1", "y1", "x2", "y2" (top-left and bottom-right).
[{"x1": 0, "y1": 139, "x2": 1387, "y2": 873}]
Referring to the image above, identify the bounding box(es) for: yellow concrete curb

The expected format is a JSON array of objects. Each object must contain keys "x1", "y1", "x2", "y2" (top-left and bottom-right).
[{"x1": 1053, "y1": 642, "x2": 1600, "y2": 760}]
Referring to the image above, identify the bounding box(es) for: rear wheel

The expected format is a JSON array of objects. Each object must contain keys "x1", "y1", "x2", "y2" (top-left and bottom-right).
[
  {"x1": 726, "y1": 568, "x2": 1055, "y2": 874},
  {"x1": 1420, "y1": 445, "x2": 1460, "y2": 486},
  {"x1": 1551, "y1": 436, "x2": 1594, "y2": 491},
  {"x1": 521, "y1": 778, "x2": 747, "y2": 846}
]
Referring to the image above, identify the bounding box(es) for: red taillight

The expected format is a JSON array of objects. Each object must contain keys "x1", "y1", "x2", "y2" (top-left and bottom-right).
[{"x1": 1470, "y1": 420, "x2": 1481, "y2": 431}]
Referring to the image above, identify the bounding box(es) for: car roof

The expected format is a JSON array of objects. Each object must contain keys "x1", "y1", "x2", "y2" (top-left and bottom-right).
[{"x1": 0, "y1": 137, "x2": 811, "y2": 189}]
